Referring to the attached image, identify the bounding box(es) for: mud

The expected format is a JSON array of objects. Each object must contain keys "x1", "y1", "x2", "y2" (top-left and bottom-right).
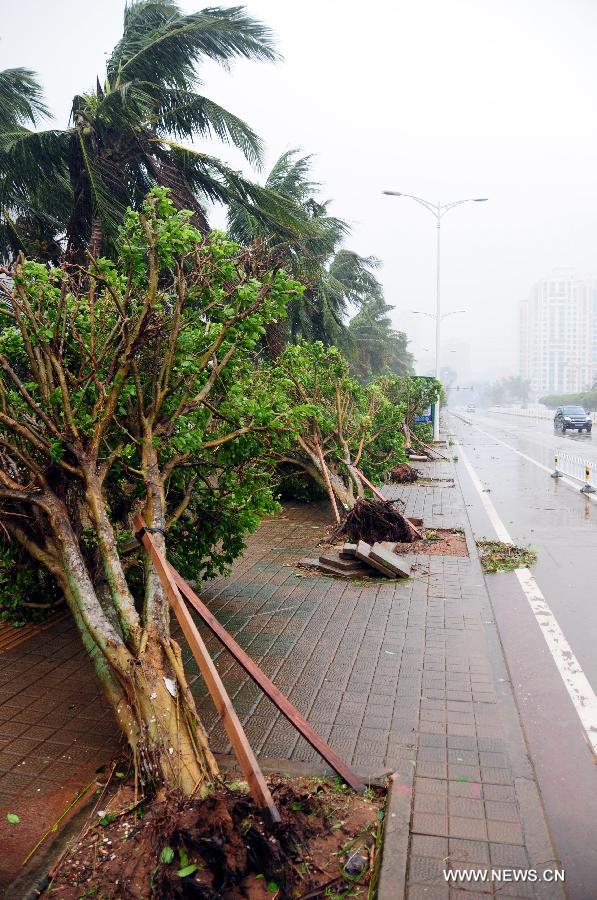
[{"x1": 48, "y1": 775, "x2": 384, "y2": 899}]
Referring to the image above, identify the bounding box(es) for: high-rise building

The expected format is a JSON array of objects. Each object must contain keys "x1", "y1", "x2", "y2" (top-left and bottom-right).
[{"x1": 519, "y1": 269, "x2": 597, "y2": 395}]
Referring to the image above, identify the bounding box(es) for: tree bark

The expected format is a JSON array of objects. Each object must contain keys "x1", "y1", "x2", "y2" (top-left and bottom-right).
[{"x1": 47, "y1": 485, "x2": 219, "y2": 796}]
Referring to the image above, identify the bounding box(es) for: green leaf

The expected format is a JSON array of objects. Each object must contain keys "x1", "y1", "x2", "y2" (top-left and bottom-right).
[
  {"x1": 160, "y1": 846, "x2": 175, "y2": 864},
  {"x1": 99, "y1": 813, "x2": 114, "y2": 826},
  {"x1": 115, "y1": 771, "x2": 125, "y2": 778},
  {"x1": 376, "y1": 810, "x2": 385, "y2": 820},
  {"x1": 178, "y1": 847, "x2": 189, "y2": 868},
  {"x1": 266, "y1": 882, "x2": 279, "y2": 893},
  {"x1": 177, "y1": 864, "x2": 198, "y2": 878},
  {"x1": 6, "y1": 813, "x2": 20, "y2": 825}
]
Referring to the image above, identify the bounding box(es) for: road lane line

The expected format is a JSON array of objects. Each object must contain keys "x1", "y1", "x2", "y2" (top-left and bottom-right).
[
  {"x1": 456, "y1": 439, "x2": 597, "y2": 756},
  {"x1": 450, "y1": 412, "x2": 597, "y2": 502}
]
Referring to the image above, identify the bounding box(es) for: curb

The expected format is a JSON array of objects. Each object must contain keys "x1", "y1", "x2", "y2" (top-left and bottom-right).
[
  {"x1": 4, "y1": 790, "x2": 99, "y2": 900},
  {"x1": 377, "y1": 769, "x2": 414, "y2": 900}
]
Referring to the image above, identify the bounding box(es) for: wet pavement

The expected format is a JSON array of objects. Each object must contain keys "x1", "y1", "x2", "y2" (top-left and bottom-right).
[
  {"x1": 449, "y1": 409, "x2": 597, "y2": 897},
  {"x1": 0, "y1": 457, "x2": 572, "y2": 897},
  {"x1": 450, "y1": 409, "x2": 597, "y2": 694}
]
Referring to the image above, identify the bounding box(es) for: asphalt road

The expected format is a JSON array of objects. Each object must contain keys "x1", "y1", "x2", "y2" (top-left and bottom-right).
[
  {"x1": 448, "y1": 408, "x2": 597, "y2": 897},
  {"x1": 451, "y1": 408, "x2": 597, "y2": 692}
]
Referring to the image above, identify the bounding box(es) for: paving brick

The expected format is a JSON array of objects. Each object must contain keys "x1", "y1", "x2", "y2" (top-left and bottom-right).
[
  {"x1": 484, "y1": 801, "x2": 520, "y2": 823},
  {"x1": 448, "y1": 838, "x2": 490, "y2": 865},
  {"x1": 410, "y1": 834, "x2": 449, "y2": 858},
  {"x1": 408, "y1": 854, "x2": 447, "y2": 884},
  {"x1": 412, "y1": 812, "x2": 449, "y2": 837},
  {"x1": 489, "y1": 843, "x2": 528, "y2": 867},
  {"x1": 448, "y1": 816, "x2": 488, "y2": 841},
  {"x1": 414, "y1": 792, "x2": 448, "y2": 816},
  {"x1": 448, "y1": 797, "x2": 484, "y2": 820},
  {"x1": 486, "y1": 820, "x2": 524, "y2": 845},
  {"x1": 407, "y1": 885, "x2": 449, "y2": 899}
]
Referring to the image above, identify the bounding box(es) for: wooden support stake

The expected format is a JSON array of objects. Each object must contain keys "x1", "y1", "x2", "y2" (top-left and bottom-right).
[
  {"x1": 353, "y1": 466, "x2": 386, "y2": 501},
  {"x1": 168, "y1": 563, "x2": 366, "y2": 793},
  {"x1": 134, "y1": 516, "x2": 280, "y2": 823}
]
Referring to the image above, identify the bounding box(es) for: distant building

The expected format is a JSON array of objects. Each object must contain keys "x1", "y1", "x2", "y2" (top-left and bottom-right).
[{"x1": 519, "y1": 269, "x2": 597, "y2": 395}]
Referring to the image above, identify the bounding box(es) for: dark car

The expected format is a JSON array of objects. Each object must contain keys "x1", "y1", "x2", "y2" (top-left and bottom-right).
[{"x1": 554, "y1": 405, "x2": 592, "y2": 433}]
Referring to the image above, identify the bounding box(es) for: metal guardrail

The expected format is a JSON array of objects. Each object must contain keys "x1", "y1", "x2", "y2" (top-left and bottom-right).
[
  {"x1": 551, "y1": 451, "x2": 597, "y2": 493},
  {"x1": 490, "y1": 405, "x2": 597, "y2": 424}
]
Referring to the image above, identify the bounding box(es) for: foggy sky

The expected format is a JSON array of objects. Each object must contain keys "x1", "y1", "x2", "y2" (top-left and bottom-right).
[{"x1": 3, "y1": 0, "x2": 597, "y2": 380}]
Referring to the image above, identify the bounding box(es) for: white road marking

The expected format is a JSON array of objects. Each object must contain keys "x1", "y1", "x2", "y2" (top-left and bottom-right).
[
  {"x1": 456, "y1": 439, "x2": 597, "y2": 756},
  {"x1": 450, "y1": 412, "x2": 597, "y2": 503}
]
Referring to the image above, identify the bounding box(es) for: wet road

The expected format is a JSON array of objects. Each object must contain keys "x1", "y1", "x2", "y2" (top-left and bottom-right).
[
  {"x1": 448, "y1": 408, "x2": 597, "y2": 897},
  {"x1": 451, "y1": 408, "x2": 597, "y2": 694}
]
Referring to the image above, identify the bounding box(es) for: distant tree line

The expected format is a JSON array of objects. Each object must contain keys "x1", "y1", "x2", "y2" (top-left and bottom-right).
[{"x1": 540, "y1": 391, "x2": 597, "y2": 410}]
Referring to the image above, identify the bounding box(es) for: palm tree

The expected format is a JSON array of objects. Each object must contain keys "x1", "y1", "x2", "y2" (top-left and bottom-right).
[
  {"x1": 228, "y1": 149, "x2": 385, "y2": 352},
  {"x1": 348, "y1": 295, "x2": 414, "y2": 378},
  {"x1": 0, "y1": 2, "x2": 303, "y2": 261}
]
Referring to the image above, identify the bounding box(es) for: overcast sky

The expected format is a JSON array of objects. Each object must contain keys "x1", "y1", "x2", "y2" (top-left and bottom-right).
[{"x1": 3, "y1": 0, "x2": 597, "y2": 380}]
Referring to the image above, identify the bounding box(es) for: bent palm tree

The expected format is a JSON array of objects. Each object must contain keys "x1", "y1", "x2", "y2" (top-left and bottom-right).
[
  {"x1": 228, "y1": 149, "x2": 385, "y2": 351},
  {"x1": 0, "y1": 2, "x2": 302, "y2": 260}
]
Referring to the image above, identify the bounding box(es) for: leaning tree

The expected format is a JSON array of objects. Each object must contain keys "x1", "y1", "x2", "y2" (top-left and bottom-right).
[
  {"x1": 0, "y1": 189, "x2": 303, "y2": 793},
  {"x1": 271, "y1": 342, "x2": 408, "y2": 511}
]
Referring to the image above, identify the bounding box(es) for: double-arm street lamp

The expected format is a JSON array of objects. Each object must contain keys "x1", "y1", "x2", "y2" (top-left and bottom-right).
[{"x1": 383, "y1": 191, "x2": 487, "y2": 441}]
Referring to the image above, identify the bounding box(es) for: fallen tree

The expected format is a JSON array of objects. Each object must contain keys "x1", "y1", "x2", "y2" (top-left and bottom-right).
[
  {"x1": 0, "y1": 189, "x2": 302, "y2": 794},
  {"x1": 271, "y1": 342, "x2": 408, "y2": 513}
]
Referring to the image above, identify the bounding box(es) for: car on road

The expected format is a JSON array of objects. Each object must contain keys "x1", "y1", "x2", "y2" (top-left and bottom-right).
[
  {"x1": 553, "y1": 405, "x2": 592, "y2": 433},
  {"x1": 466, "y1": 403, "x2": 476, "y2": 413}
]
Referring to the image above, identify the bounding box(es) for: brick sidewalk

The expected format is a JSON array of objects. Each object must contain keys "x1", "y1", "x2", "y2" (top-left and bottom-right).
[{"x1": 0, "y1": 458, "x2": 562, "y2": 896}]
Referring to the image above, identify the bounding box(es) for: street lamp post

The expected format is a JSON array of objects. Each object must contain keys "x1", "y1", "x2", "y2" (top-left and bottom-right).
[{"x1": 383, "y1": 192, "x2": 487, "y2": 441}]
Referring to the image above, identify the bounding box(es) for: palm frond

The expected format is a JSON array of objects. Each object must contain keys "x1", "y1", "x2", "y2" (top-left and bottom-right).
[
  {"x1": 112, "y1": 5, "x2": 278, "y2": 89},
  {"x1": 152, "y1": 91, "x2": 263, "y2": 166},
  {"x1": 0, "y1": 68, "x2": 48, "y2": 130}
]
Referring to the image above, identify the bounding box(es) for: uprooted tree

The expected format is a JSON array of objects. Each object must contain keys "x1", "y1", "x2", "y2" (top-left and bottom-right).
[
  {"x1": 271, "y1": 342, "x2": 409, "y2": 513},
  {"x1": 0, "y1": 189, "x2": 303, "y2": 794}
]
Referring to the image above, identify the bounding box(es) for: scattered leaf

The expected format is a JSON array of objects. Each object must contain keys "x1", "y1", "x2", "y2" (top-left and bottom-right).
[
  {"x1": 177, "y1": 864, "x2": 198, "y2": 878},
  {"x1": 160, "y1": 846, "x2": 175, "y2": 864},
  {"x1": 476, "y1": 539, "x2": 537, "y2": 574}
]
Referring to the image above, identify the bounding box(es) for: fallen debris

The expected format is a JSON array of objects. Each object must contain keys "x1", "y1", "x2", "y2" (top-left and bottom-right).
[
  {"x1": 476, "y1": 539, "x2": 537, "y2": 573},
  {"x1": 49, "y1": 775, "x2": 385, "y2": 900},
  {"x1": 337, "y1": 498, "x2": 421, "y2": 545},
  {"x1": 355, "y1": 540, "x2": 398, "y2": 578},
  {"x1": 388, "y1": 463, "x2": 420, "y2": 483}
]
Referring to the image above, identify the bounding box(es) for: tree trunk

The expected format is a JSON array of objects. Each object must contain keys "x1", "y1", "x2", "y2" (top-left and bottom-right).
[
  {"x1": 49, "y1": 494, "x2": 219, "y2": 797},
  {"x1": 293, "y1": 450, "x2": 355, "y2": 510},
  {"x1": 89, "y1": 217, "x2": 103, "y2": 258},
  {"x1": 264, "y1": 319, "x2": 288, "y2": 360},
  {"x1": 102, "y1": 637, "x2": 219, "y2": 796}
]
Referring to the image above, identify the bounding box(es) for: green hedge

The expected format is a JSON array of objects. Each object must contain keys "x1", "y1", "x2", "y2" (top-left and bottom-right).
[{"x1": 539, "y1": 391, "x2": 597, "y2": 410}]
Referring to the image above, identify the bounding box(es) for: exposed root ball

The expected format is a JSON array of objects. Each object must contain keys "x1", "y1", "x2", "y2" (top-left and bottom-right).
[
  {"x1": 338, "y1": 498, "x2": 418, "y2": 544},
  {"x1": 388, "y1": 463, "x2": 420, "y2": 484}
]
